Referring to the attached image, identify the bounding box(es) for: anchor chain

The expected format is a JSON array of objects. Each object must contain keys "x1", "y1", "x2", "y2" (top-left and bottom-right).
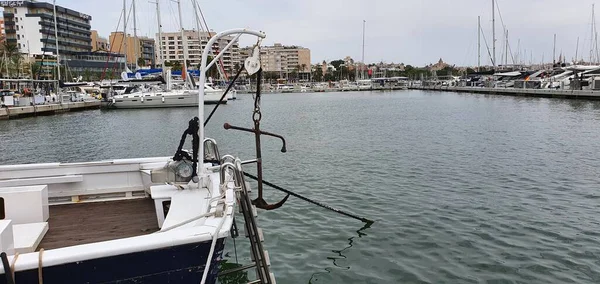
[{"x1": 251, "y1": 68, "x2": 290, "y2": 210}]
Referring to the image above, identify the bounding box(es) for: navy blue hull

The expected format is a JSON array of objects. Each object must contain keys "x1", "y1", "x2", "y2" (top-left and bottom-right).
[{"x1": 1, "y1": 239, "x2": 225, "y2": 284}]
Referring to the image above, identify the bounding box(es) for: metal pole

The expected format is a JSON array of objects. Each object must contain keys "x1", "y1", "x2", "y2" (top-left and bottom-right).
[
  {"x1": 197, "y1": 29, "x2": 265, "y2": 180},
  {"x1": 492, "y1": 0, "x2": 496, "y2": 68},
  {"x1": 177, "y1": 0, "x2": 188, "y2": 86},
  {"x1": 478, "y1": 16, "x2": 481, "y2": 71}
]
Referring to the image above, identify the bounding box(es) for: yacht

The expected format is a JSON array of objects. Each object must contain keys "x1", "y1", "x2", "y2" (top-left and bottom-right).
[
  {"x1": 0, "y1": 28, "x2": 276, "y2": 284},
  {"x1": 105, "y1": 84, "x2": 226, "y2": 109}
]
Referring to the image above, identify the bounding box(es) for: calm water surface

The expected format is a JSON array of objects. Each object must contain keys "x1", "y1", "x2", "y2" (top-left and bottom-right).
[{"x1": 2, "y1": 90, "x2": 600, "y2": 283}]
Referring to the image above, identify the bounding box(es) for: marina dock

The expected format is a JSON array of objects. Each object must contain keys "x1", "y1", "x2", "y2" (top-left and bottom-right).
[
  {"x1": 410, "y1": 86, "x2": 600, "y2": 100},
  {"x1": 0, "y1": 101, "x2": 101, "y2": 120}
]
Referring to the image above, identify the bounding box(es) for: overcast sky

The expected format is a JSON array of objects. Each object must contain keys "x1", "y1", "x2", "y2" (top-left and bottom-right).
[{"x1": 57, "y1": 0, "x2": 600, "y2": 66}]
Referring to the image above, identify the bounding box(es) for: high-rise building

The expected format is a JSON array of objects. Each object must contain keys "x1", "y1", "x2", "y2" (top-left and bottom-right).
[
  {"x1": 109, "y1": 32, "x2": 155, "y2": 67},
  {"x1": 2, "y1": 0, "x2": 92, "y2": 55},
  {"x1": 0, "y1": 1, "x2": 125, "y2": 78},
  {"x1": 157, "y1": 30, "x2": 239, "y2": 77},
  {"x1": 241, "y1": 43, "x2": 311, "y2": 76},
  {"x1": 91, "y1": 30, "x2": 108, "y2": 52}
]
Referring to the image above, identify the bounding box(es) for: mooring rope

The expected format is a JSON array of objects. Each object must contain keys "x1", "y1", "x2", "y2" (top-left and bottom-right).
[{"x1": 243, "y1": 172, "x2": 374, "y2": 224}]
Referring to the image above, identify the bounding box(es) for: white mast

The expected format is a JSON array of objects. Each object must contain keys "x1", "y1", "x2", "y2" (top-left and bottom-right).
[
  {"x1": 153, "y1": 0, "x2": 163, "y2": 71},
  {"x1": 123, "y1": 0, "x2": 130, "y2": 72},
  {"x1": 553, "y1": 34, "x2": 556, "y2": 64},
  {"x1": 478, "y1": 16, "x2": 481, "y2": 71},
  {"x1": 52, "y1": 0, "x2": 61, "y2": 82},
  {"x1": 177, "y1": 0, "x2": 189, "y2": 86},
  {"x1": 133, "y1": 0, "x2": 139, "y2": 69},
  {"x1": 591, "y1": 4, "x2": 595, "y2": 64},
  {"x1": 492, "y1": 0, "x2": 496, "y2": 68},
  {"x1": 505, "y1": 29, "x2": 508, "y2": 66},
  {"x1": 361, "y1": 20, "x2": 365, "y2": 79}
]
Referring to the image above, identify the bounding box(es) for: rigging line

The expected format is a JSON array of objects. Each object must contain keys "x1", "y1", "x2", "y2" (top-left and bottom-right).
[
  {"x1": 243, "y1": 172, "x2": 374, "y2": 224},
  {"x1": 480, "y1": 25, "x2": 495, "y2": 67},
  {"x1": 204, "y1": 65, "x2": 244, "y2": 127},
  {"x1": 495, "y1": 0, "x2": 516, "y2": 65},
  {"x1": 101, "y1": 9, "x2": 123, "y2": 80},
  {"x1": 109, "y1": 5, "x2": 134, "y2": 79},
  {"x1": 195, "y1": 1, "x2": 227, "y2": 76}
]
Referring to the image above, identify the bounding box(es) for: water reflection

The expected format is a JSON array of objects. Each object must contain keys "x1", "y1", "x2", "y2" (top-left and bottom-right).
[{"x1": 308, "y1": 222, "x2": 372, "y2": 283}]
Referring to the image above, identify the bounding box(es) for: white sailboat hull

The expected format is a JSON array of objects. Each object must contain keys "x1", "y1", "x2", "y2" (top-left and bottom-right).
[{"x1": 107, "y1": 90, "x2": 225, "y2": 109}]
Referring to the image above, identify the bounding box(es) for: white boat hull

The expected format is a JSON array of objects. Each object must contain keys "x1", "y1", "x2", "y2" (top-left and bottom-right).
[{"x1": 106, "y1": 90, "x2": 225, "y2": 109}]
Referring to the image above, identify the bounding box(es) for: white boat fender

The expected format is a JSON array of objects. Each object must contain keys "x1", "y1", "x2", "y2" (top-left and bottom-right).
[
  {"x1": 161, "y1": 97, "x2": 165, "y2": 103},
  {"x1": 112, "y1": 98, "x2": 115, "y2": 104},
  {"x1": 141, "y1": 97, "x2": 144, "y2": 103}
]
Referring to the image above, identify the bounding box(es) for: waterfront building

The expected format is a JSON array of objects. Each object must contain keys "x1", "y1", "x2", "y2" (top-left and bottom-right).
[
  {"x1": 91, "y1": 30, "x2": 108, "y2": 51},
  {"x1": 109, "y1": 32, "x2": 155, "y2": 68},
  {"x1": 428, "y1": 58, "x2": 449, "y2": 71},
  {"x1": 241, "y1": 43, "x2": 311, "y2": 80},
  {"x1": 156, "y1": 30, "x2": 239, "y2": 77},
  {"x1": 0, "y1": 1, "x2": 128, "y2": 79},
  {"x1": 2, "y1": 0, "x2": 92, "y2": 55}
]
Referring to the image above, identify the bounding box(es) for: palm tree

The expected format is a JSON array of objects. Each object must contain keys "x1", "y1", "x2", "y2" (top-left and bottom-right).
[
  {"x1": 137, "y1": 57, "x2": 146, "y2": 67},
  {"x1": 1, "y1": 42, "x2": 19, "y2": 78}
]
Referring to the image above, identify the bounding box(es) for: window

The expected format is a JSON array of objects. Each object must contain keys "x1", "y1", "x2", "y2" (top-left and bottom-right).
[
  {"x1": 15, "y1": 17, "x2": 18, "y2": 22},
  {"x1": 0, "y1": 197, "x2": 4, "y2": 220},
  {"x1": 168, "y1": 46, "x2": 174, "y2": 50},
  {"x1": 168, "y1": 36, "x2": 174, "y2": 40}
]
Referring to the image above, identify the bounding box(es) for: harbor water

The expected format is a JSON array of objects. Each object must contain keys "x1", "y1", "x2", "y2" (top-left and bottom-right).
[{"x1": 2, "y1": 90, "x2": 600, "y2": 283}]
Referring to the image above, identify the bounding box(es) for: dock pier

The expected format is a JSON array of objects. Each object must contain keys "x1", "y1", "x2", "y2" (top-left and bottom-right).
[
  {"x1": 0, "y1": 101, "x2": 101, "y2": 120},
  {"x1": 410, "y1": 86, "x2": 600, "y2": 100}
]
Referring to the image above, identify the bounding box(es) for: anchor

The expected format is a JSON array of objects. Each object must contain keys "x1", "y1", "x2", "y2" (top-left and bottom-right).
[{"x1": 223, "y1": 67, "x2": 289, "y2": 210}]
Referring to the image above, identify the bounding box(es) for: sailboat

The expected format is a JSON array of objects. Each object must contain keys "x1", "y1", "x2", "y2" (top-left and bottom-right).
[
  {"x1": 0, "y1": 28, "x2": 276, "y2": 284},
  {"x1": 107, "y1": 0, "x2": 225, "y2": 108}
]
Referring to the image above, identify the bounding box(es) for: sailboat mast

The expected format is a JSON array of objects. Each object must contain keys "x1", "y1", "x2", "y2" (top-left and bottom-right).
[
  {"x1": 553, "y1": 34, "x2": 556, "y2": 64},
  {"x1": 478, "y1": 16, "x2": 481, "y2": 71},
  {"x1": 492, "y1": 0, "x2": 496, "y2": 68},
  {"x1": 505, "y1": 29, "x2": 508, "y2": 66},
  {"x1": 154, "y1": 0, "x2": 164, "y2": 71},
  {"x1": 123, "y1": 0, "x2": 128, "y2": 71},
  {"x1": 177, "y1": 0, "x2": 189, "y2": 85},
  {"x1": 591, "y1": 4, "x2": 595, "y2": 64},
  {"x1": 362, "y1": 20, "x2": 365, "y2": 79},
  {"x1": 576, "y1": 36, "x2": 579, "y2": 63},
  {"x1": 52, "y1": 0, "x2": 61, "y2": 81},
  {"x1": 133, "y1": 0, "x2": 139, "y2": 69}
]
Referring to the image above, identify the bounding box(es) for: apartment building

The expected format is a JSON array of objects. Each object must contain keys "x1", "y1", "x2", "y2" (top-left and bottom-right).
[
  {"x1": 156, "y1": 30, "x2": 239, "y2": 77},
  {"x1": 109, "y1": 32, "x2": 155, "y2": 67},
  {"x1": 2, "y1": 0, "x2": 92, "y2": 55},
  {"x1": 91, "y1": 30, "x2": 108, "y2": 51},
  {"x1": 241, "y1": 43, "x2": 311, "y2": 75}
]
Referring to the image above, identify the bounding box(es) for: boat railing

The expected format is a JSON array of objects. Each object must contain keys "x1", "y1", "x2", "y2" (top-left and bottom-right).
[
  {"x1": 217, "y1": 157, "x2": 274, "y2": 283},
  {"x1": 203, "y1": 138, "x2": 220, "y2": 164}
]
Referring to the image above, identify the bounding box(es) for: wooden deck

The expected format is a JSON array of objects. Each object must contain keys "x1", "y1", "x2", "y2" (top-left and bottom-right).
[{"x1": 39, "y1": 198, "x2": 159, "y2": 250}]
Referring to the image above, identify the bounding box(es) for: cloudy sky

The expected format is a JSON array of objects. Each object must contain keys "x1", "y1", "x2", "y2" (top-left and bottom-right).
[{"x1": 58, "y1": 0, "x2": 599, "y2": 66}]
